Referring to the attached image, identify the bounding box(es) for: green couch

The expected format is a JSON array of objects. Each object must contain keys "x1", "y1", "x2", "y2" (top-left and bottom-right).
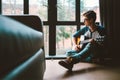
[{"x1": 0, "y1": 15, "x2": 45, "y2": 80}]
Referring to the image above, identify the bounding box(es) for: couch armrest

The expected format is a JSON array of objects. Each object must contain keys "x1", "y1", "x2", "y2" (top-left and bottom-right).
[{"x1": 3, "y1": 49, "x2": 45, "y2": 80}]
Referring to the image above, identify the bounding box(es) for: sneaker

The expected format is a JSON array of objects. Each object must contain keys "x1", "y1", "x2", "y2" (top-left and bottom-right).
[{"x1": 58, "y1": 60, "x2": 73, "y2": 71}]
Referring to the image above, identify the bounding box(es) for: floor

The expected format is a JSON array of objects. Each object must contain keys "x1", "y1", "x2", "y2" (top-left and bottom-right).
[{"x1": 43, "y1": 60, "x2": 120, "y2": 80}]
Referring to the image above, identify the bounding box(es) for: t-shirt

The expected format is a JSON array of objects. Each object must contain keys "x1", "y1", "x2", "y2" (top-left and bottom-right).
[
  {"x1": 73, "y1": 25, "x2": 105, "y2": 39},
  {"x1": 73, "y1": 25, "x2": 106, "y2": 46}
]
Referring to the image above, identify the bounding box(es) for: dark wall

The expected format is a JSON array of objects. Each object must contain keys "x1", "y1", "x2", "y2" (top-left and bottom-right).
[
  {"x1": 106, "y1": 0, "x2": 120, "y2": 60},
  {"x1": 100, "y1": 0, "x2": 120, "y2": 64}
]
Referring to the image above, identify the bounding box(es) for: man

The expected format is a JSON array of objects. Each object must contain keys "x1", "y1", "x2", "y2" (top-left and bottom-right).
[{"x1": 58, "y1": 10, "x2": 106, "y2": 71}]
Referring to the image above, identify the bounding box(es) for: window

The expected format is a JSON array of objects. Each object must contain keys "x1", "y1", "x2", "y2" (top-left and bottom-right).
[
  {"x1": 57, "y1": 0, "x2": 75, "y2": 21},
  {"x1": 1, "y1": 0, "x2": 100, "y2": 57},
  {"x1": 29, "y1": 0, "x2": 48, "y2": 21},
  {"x1": 2, "y1": 0, "x2": 23, "y2": 15},
  {"x1": 56, "y1": 26, "x2": 76, "y2": 55},
  {"x1": 43, "y1": 25, "x2": 49, "y2": 55}
]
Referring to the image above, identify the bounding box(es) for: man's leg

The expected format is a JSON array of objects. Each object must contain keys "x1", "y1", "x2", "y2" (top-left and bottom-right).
[
  {"x1": 71, "y1": 43, "x2": 92, "y2": 59},
  {"x1": 66, "y1": 50, "x2": 79, "y2": 56},
  {"x1": 58, "y1": 43, "x2": 93, "y2": 71},
  {"x1": 72, "y1": 43, "x2": 104, "y2": 63},
  {"x1": 58, "y1": 50, "x2": 79, "y2": 71}
]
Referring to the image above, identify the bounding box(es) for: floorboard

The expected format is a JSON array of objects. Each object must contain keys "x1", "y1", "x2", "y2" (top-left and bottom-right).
[{"x1": 43, "y1": 60, "x2": 120, "y2": 80}]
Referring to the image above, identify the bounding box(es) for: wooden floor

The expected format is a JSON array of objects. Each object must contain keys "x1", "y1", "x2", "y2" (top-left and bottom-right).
[{"x1": 43, "y1": 60, "x2": 120, "y2": 80}]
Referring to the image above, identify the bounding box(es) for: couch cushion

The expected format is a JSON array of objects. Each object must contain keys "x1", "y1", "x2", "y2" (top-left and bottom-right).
[{"x1": 0, "y1": 15, "x2": 44, "y2": 75}]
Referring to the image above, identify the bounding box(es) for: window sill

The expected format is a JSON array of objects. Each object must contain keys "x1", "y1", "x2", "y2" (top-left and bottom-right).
[{"x1": 45, "y1": 55, "x2": 67, "y2": 59}]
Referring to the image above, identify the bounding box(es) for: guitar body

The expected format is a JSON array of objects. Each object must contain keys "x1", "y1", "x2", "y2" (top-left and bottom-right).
[
  {"x1": 72, "y1": 35, "x2": 104, "y2": 50},
  {"x1": 73, "y1": 35, "x2": 86, "y2": 50},
  {"x1": 78, "y1": 35, "x2": 104, "y2": 48}
]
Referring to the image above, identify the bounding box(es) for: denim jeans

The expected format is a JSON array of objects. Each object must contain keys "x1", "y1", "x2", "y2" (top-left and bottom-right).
[{"x1": 66, "y1": 43, "x2": 103, "y2": 62}]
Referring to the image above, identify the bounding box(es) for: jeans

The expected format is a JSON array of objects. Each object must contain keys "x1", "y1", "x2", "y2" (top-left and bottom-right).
[{"x1": 66, "y1": 43, "x2": 103, "y2": 62}]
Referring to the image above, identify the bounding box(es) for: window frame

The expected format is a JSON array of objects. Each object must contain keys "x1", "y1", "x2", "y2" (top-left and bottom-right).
[{"x1": 0, "y1": 0, "x2": 99, "y2": 58}]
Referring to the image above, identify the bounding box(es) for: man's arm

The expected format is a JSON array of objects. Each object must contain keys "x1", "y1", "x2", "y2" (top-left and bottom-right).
[{"x1": 72, "y1": 27, "x2": 88, "y2": 51}]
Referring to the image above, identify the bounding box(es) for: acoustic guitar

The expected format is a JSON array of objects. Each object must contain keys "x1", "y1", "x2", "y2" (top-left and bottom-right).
[{"x1": 78, "y1": 35, "x2": 105, "y2": 48}]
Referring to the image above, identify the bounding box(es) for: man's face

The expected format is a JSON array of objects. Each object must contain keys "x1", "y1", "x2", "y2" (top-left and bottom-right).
[{"x1": 83, "y1": 16, "x2": 91, "y2": 26}]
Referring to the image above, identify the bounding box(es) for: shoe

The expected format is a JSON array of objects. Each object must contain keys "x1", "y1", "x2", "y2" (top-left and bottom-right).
[
  {"x1": 58, "y1": 60, "x2": 73, "y2": 71},
  {"x1": 58, "y1": 57, "x2": 80, "y2": 71}
]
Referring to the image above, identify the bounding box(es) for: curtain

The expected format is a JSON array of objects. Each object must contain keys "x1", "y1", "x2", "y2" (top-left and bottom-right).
[{"x1": 99, "y1": 0, "x2": 120, "y2": 59}]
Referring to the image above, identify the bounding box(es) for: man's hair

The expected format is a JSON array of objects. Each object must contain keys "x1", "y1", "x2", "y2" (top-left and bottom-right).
[{"x1": 83, "y1": 10, "x2": 96, "y2": 22}]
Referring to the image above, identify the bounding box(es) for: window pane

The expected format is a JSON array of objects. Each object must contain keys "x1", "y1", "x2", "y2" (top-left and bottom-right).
[
  {"x1": 81, "y1": 0, "x2": 100, "y2": 22},
  {"x1": 29, "y1": 0, "x2": 48, "y2": 21},
  {"x1": 56, "y1": 26, "x2": 77, "y2": 55},
  {"x1": 2, "y1": 0, "x2": 23, "y2": 15},
  {"x1": 57, "y1": 0, "x2": 75, "y2": 21},
  {"x1": 43, "y1": 26, "x2": 49, "y2": 55}
]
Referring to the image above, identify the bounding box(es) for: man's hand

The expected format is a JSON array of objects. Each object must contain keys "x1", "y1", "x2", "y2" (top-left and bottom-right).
[
  {"x1": 72, "y1": 45, "x2": 81, "y2": 52},
  {"x1": 89, "y1": 38, "x2": 95, "y2": 43}
]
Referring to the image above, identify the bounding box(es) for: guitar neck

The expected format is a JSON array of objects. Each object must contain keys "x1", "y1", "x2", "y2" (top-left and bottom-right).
[{"x1": 79, "y1": 35, "x2": 105, "y2": 45}]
